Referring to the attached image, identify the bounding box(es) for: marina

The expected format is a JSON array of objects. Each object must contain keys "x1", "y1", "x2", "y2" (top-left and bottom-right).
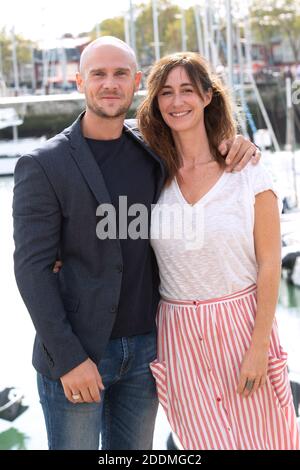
[{"x1": 0, "y1": 107, "x2": 46, "y2": 176}]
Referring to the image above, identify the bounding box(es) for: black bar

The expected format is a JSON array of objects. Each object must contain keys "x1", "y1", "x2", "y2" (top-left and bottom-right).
[{"x1": 0, "y1": 450, "x2": 299, "y2": 466}]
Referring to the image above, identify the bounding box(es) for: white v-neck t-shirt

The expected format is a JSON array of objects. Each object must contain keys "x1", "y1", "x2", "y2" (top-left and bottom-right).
[{"x1": 150, "y1": 163, "x2": 279, "y2": 301}]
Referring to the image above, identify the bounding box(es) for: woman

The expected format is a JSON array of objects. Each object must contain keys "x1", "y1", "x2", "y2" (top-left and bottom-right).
[{"x1": 137, "y1": 52, "x2": 300, "y2": 450}]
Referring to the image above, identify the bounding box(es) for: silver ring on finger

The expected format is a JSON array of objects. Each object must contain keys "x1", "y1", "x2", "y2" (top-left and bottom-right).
[
  {"x1": 245, "y1": 379, "x2": 255, "y2": 391},
  {"x1": 72, "y1": 393, "x2": 81, "y2": 400}
]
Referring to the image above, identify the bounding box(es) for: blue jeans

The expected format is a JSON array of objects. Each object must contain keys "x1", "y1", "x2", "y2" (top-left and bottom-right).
[{"x1": 37, "y1": 331, "x2": 158, "y2": 450}]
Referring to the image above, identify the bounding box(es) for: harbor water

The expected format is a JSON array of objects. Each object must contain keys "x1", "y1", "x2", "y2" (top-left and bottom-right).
[{"x1": 0, "y1": 160, "x2": 300, "y2": 449}]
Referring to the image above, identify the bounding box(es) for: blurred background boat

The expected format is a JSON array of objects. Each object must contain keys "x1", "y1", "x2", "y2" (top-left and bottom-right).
[{"x1": 0, "y1": 108, "x2": 45, "y2": 176}]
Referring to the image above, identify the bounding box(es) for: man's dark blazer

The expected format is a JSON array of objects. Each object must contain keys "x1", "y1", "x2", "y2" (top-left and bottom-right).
[{"x1": 13, "y1": 113, "x2": 166, "y2": 380}]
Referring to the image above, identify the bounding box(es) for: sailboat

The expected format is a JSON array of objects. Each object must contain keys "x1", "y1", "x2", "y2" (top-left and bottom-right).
[
  {"x1": 0, "y1": 108, "x2": 46, "y2": 176},
  {"x1": 0, "y1": 387, "x2": 27, "y2": 422}
]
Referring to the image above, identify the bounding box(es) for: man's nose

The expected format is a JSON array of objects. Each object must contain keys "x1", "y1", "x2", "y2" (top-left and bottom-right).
[{"x1": 102, "y1": 76, "x2": 117, "y2": 89}]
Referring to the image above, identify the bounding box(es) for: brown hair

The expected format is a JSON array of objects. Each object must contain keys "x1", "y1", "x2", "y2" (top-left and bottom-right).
[{"x1": 137, "y1": 52, "x2": 236, "y2": 183}]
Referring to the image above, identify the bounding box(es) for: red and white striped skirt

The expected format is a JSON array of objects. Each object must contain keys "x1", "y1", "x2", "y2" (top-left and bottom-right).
[{"x1": 150, "y1": 285, "x2": 300, "y2": 450}]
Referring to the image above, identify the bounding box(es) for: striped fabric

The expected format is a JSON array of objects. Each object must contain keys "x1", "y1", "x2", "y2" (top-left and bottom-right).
[{"x1": 150, "y1": 285, "x2": 300, "y2": 450}]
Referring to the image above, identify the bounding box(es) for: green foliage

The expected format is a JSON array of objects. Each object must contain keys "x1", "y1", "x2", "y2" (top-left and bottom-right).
[
  {"x1": 91, "y1": 1, "x2": 201, "y2": 66},
  {"x1": 0, "y1": 427, "x2": 28, "y2": 450},
  {"x1": 250, "y1": 0, "x2": 300, "y2": 62},
  {"x1": 0, "y1": 29, "x2": 12, "y2": 78},
  {"x1": 92, "y1": 17, "x2": 125, "y2": 42},
  {"x1": 0, "y1": 28, "x2": 36, "y2": 80}
]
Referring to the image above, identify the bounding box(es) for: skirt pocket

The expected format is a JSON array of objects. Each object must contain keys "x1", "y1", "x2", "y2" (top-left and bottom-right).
[
  {"x1": 150, "y1": 360, "x2": 169, "y2": 413},
  {"x1": 268, "y1": 347, "x2": 291, "y2": 409}
]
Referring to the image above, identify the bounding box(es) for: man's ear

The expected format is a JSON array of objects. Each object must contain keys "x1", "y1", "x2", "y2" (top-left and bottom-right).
[
  {"x1": 134, "y1": 71, "x2": 143, "y2": 92},
  {"x1": 76, "y1": 72, "x2": 84, "y2": 93}
]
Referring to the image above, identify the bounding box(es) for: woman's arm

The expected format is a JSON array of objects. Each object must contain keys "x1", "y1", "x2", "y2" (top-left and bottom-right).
[{"x1": 237, "y1": 190, "x2": 281, "y2": 398}]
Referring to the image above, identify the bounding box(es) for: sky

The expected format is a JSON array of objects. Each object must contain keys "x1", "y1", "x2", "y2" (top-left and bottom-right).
[{"x1": 1, "y1": 0, "x2": 198, "y2": 42}]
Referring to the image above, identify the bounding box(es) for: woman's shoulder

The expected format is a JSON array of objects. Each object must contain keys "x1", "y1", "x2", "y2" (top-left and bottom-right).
[
  {"x1": 239, "y1": 161, "x2": 271, "y2": 178},
  {"x1": 241, "y1": 161, "x2": 281, "y2": 201},
  {"x1": 236, "y1": 161, "x2": 272, "y2": 186}
]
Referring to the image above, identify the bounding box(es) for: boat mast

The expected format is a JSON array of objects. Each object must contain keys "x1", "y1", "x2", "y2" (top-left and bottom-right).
[
  {"x1": 243, "y1": 2, "x2": 280, "y2": 151},
  {"x1": 193, "y1": 5, "x2": 204, "y2": 55},
  {"x1": 30, "y1": 44, "x2": 36, "y2": 94},
  {"x1": 225, "y1": 0, "x2": 234, "y2": 91},
  {"x1": 11, "y1": 27, "x2": 20, "y2": 97},
  {"x1": 235, "y1": 23, "x2": 249, "y2": 137},
  {"x1": 0, "y1": 40, "x2": 3, "y2": 84},
  {"x1": 180, "y1": 8, "x2": 187, "y2": 52},
  {"x1": 124, "y1": 11, "x2": 130, "y2": 46},
  {"x1": 152, "y1": 0, "x2": 160, "y2": 61},
  {"x1": 129, "y1": 0, "x2": 137, "y2": 57},
  {"x1": 203, "y1": 0, "x2": 210, "y2": 61},
  {"x1": 285, "y1": 76, "x2": 298, "y2": 207}
]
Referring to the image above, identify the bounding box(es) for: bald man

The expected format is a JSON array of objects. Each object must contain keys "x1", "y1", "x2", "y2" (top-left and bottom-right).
[{"x1": 13, "y1": 36, "x2": 260, "y2": 450}]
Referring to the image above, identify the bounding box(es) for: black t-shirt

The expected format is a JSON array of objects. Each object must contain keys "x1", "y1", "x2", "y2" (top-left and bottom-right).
[{"x1": 86, "y1": 130, "x2": 159, "y2": 338}]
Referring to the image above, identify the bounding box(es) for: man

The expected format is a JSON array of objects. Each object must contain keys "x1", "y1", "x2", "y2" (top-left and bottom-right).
[{"x1": 13, "y1": 36, "x2": 260, "y2": 450}]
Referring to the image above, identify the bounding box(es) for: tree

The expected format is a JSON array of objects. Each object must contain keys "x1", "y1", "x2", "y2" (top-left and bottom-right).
[
  {"x1": 90, "y1": 1, "x2": 200, "y2": 67},
  {"x1": 132, "y1": 1, "x2": 198, "y2": 65},
  {"x1": 91, "y1": 17, "x2": 125, "y2": 42},
  {"x1": 0, "y1": 29, "x2": 11, "y2": 80},
  {"x1": 250, "y1": 0, "x2": 300, "y2": 64},
  {"x1": 135, "y1": 2, "x2": 155, "y2": 66},
  {"x1": 0, "y1": 28, "x2": 36, "y2": 85}
]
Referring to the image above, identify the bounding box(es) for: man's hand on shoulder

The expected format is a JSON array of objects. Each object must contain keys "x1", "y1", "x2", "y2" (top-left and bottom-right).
[
  {"x1": 53, "y1": 260, "x2": 62, "y2": 273},
  {"x1": 218, "y1": 135, "x2": 261, "y2": 173},
  {"x1": 60, "y1": 358, "x2": 105, "y2": 404}
]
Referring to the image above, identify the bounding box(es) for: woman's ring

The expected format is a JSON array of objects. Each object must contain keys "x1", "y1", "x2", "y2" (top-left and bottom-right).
[{"x1": 245, "y1": 379, "x2": 255, "y2": 391}]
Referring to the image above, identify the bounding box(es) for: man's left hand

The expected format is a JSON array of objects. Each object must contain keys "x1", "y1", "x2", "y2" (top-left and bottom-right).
[{"x1": 218, "y1": 135, "x2": 261, "y2": 172}]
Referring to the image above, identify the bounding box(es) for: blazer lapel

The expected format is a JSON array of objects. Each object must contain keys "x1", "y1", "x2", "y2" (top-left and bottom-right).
[
  {"x1": 66, "y1": 114, "x2": 167, "y2": 208},
  {"x1": 123, "y1": 123, "x2": 167, "y2": 203},
  {"x1": 67, "y1": 115, "x2": 112, "y2": 207},
  {"x1": 66, "y1": 115, "x2": 122, "y2": 254}
]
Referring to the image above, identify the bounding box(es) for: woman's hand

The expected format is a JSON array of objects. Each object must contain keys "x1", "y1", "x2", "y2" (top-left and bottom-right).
[
  {"x1": 237, "y1": 345, "x2": 269, "y2": 398},
  {"x1": 53, "y1": 260, "x2": 62, "y2": 273}
]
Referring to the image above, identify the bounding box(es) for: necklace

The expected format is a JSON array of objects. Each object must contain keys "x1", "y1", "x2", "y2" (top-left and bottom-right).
[
  {"x1": 180, "y1": 155, "x2": 215, "y2": 166},
  {"x1": 194, "y1": 158, "x2": 214, "y2": 165}
]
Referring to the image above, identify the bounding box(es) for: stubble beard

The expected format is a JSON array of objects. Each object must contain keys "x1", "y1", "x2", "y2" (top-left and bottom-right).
[
  {"x1": 87, "y1": 94, "x2": 133, "y2": 120},
  {"x1": 91, "y1": 104, "x2": 130, "y2": 119}
]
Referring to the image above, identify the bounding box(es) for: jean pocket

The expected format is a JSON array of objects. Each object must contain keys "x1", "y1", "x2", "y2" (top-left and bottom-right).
[
  {"x1": 268, "y1": 347, "x2": 291, "y2": 408},
  {"x1": 150, "y1": 360, "x2": 168, "y2": 412}
]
